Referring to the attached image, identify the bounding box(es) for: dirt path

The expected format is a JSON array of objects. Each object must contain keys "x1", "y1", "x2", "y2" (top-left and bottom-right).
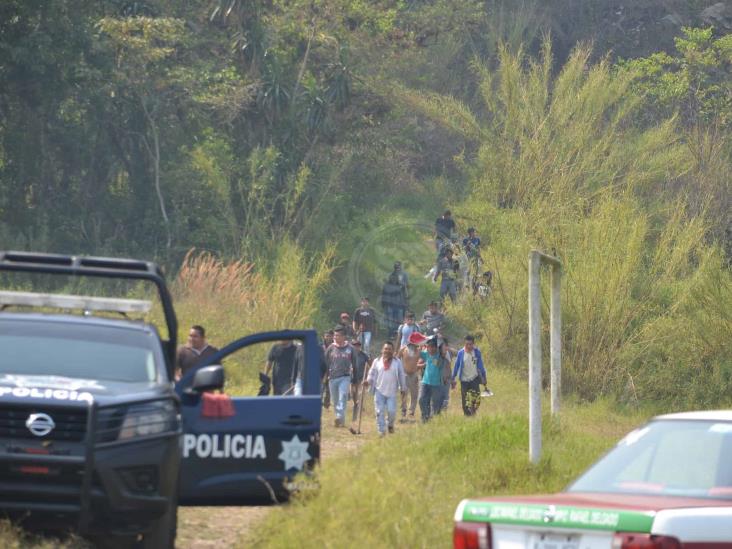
[{"x1": 176, "y1": 397, "x2": 393, "y2": 548}]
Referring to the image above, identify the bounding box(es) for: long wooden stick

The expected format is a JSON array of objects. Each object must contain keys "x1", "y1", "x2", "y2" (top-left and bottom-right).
[{"x1": 356, "y1": 360, "x2": 371, "y2": 434}]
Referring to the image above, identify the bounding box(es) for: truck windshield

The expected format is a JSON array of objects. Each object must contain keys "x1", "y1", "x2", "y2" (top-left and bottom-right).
[
  {"x1": 568, "y1": 419, "x2": 732, "y2": 500},
  {"x1": 0, "y1": 319, "x2": 158, "y2": 383}
]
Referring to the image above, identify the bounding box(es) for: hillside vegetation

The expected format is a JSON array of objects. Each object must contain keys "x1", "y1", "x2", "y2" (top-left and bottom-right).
[
  {"x1": 412, "y1": 37, "x2": 732, "y2": 406},
  {"x1": 0, "y1": 2, "x2": 731, "y2": 544},
  {"x1": 1, "y1": 0, "x2": 729, "y2": 407}
]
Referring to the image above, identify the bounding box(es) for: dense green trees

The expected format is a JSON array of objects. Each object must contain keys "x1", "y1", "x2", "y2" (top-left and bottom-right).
[{"x1": 0, "y1": 0, "x2": 730, "y2": 406}]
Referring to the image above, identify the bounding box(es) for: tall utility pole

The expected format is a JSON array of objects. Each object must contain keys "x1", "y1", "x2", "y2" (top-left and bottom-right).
[{"x1": 528, "y1": 250, "x2": 562, "y2": 464}]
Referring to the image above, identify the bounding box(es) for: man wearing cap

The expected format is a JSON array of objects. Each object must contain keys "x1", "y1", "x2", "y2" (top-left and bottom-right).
[
  {"x1": 352, "y1": 297, "x2": 377, "y2": 355},
  {"x1": 336, "y1": 312, "x2": 356, "y2": 339},
  {"x1": 397, "y1": 330, "x2": 426, "y2": 419},
  {"x1": 349, "y1": 339, "x2": 371, "y2": 432},
  {"x1": 325, "y1": 327, "x2": 357, "y2": 427},
  {"x1": 418, "y1": 337, "x2": 445, "y2": 421},
  {"x1": 365, "y1": 341, "x2": 406, "y2": 436}
]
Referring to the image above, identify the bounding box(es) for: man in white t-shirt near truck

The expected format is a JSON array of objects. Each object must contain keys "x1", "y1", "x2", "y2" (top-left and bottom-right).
[{"x1": 451, "y1": 335, "x2": 487, "y2": 416}]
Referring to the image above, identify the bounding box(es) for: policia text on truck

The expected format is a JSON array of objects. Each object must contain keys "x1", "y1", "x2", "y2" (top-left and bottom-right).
[{"x1": 0, "y1": 251, "x2": 322, "y2": 547}]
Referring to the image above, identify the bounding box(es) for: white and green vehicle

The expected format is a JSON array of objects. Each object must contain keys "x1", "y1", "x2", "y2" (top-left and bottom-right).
[{"x1": 453, "y1": 411, "x2": 732, "y2": 549}]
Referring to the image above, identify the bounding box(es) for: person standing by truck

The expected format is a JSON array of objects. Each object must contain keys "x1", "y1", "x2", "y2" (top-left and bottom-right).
[
  {"x1": 176, "y1": 325, "x2": 219, "y2": 379},
  {"x1": 325, "y1": 327, "x2": 357, "y2": 427},
  {"x1": 265, "y1": 339, "x2": 298, "y2": 395}
]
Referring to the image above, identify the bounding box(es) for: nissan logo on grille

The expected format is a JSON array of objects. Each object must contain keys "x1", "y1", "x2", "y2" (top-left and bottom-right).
[{"x1": 25, "y1": 413, "x2": 55, "y2": 437}]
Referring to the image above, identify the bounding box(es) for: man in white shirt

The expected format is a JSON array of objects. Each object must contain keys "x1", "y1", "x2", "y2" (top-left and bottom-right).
[{"x1": 365, "y1": 341, "x2": 406, "y2": 436}]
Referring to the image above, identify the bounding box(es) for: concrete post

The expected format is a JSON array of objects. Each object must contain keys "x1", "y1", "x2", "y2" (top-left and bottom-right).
[
  {"x1": 550, "y1": 266, "x2": 562, "y2": 416},
  {"x1": 528, "y1": 250, "x2": 562, "y2": 464},
  {"x1": 528, "y1": 252, "x2": 542, "y2": 464}
]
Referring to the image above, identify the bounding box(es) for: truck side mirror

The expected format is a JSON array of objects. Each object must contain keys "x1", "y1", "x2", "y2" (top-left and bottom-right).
[{"x1": 190, "y1": 365, "x2": 225, "y2": 393}]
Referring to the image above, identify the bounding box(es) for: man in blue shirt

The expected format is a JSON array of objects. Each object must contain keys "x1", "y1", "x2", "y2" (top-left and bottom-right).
[
  {"x1": 451, "y1": 335, "x2": 487, "y2": 416},
  {"x1": 462, "y1": 227, "x2": 481, "y2": 258},
  {"x1": 418, "y1": 338, "x2": 446, "y2": 422}
]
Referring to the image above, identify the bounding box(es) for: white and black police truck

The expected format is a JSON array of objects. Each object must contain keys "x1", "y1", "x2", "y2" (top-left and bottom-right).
[{"x1": 0, "y1": 251, "x2": 322, "y2": 547}]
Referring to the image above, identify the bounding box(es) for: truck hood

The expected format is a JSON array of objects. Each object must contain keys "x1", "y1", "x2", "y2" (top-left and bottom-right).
[{"x1": 0, "y1": 373, "x2": 170, "y2": 407}]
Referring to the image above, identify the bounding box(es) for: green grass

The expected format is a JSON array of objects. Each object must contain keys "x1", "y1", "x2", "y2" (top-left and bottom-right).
[{"x1": 244, "y1": 367, "x2": 647, "y2": 548}]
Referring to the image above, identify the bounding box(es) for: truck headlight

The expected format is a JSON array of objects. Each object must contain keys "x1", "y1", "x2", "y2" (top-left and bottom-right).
[{"x1": 118, "y1": 400, "x2": 178, "y2": 440}]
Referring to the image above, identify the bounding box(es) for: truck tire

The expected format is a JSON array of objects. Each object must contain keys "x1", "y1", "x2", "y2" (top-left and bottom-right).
[{"x1": 142, "y1": 497, "x2": 177, "y2": 549}]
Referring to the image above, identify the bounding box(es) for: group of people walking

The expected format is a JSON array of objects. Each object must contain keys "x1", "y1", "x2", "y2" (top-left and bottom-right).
[
  {"x1": 430, "y1": 210, "x2": 492, "y2": 302},
  {"x1": 176, "y1": 209, "x2": 492, "y2": 439},
  {"x1": 320, "y1": 311, "x2": 488, "y2": 437}
]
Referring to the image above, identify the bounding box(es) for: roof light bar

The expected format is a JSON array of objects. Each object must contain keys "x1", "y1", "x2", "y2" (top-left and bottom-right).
[{"x1": 0, "y1": 291, "x2": 152, "y2": 314}]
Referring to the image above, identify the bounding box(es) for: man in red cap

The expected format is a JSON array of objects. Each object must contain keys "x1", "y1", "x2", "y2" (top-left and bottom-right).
[{"x1": 397, "y1": 330, "x2": 427, "y2": 419}]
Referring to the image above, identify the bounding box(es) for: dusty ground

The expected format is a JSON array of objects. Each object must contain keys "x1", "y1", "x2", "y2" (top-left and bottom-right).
[{"x1": 175, "y1": 394, "x2": 413, "y2": 548}]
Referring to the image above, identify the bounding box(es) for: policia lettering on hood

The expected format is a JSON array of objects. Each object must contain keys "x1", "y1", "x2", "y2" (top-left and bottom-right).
[
  {"x1": 183, "y1": 433, "x2": 266, "y2": 459},
  {"x1": 0, "y1": 385, "x2": 94, "y2": 403}
]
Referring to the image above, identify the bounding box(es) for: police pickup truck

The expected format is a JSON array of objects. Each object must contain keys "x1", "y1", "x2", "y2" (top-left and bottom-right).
[{"x1": 0, "y1": 251, "x2": 322, "y2": 547}]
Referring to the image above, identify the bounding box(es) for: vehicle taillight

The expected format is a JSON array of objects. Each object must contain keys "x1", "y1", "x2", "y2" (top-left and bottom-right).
[
  {"x1": 453, "y1": 521, "x2": 491, "y2": 549},
  {"x1": 613, "y1": 533, "x2": 681, "y2": 549}
]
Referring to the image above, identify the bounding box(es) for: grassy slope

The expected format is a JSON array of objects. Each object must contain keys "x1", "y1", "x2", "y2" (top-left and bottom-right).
[{"x1": 245, "y1": 367, "x2": 647, "y2": 548}]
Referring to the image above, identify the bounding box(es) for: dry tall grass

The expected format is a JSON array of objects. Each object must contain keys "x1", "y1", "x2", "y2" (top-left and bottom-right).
[{"x1": 171, "y1": 242, "x2": 334, "y2": 389}]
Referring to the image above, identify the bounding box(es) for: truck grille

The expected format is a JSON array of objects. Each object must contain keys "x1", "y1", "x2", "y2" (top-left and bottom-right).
[{"x1": 0, "y1": 405, "x2": 87, "y2": 442}]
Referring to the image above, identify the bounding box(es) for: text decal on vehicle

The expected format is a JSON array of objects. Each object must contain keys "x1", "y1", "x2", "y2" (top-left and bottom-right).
[
  {"x1": 461, "y1": 501, "x2": 654, "y2": 532},
  {"x1": 183, "y1": 434, "x2": 267, "y2": 459},
  {"x1": 0, "y1": 386, "x2": 94, "y2": 403}
]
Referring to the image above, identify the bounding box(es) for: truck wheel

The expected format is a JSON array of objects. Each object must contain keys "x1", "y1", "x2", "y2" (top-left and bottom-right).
[{"x1": 142, "y1": 497, "x2": 177, "y2": 549}]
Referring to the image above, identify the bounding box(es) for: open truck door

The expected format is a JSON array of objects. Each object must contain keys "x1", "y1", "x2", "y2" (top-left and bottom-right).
[{"x1": 176, "y1": 330, "x2": 321, "y2": 505}]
